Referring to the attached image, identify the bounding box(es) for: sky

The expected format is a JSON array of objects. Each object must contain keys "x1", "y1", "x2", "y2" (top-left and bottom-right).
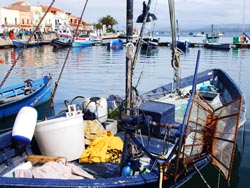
[{"x1": 0, "y1": 0, "x2": 249, "y2": 31}]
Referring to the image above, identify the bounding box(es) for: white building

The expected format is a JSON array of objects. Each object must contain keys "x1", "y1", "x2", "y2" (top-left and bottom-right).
[{"x1": 0, "y1": 7, "x2": 20, "y2": 33}]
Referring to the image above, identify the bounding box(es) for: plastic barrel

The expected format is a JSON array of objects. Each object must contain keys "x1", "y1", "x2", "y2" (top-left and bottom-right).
[
  {"x1": 34, "y1": 112, "x2": 85, "y2": 161},
  {"x1": 12, "y1": 106, "x2": 38, "y2": 145},
  {"x1": 84, "y1": 97, "x2": 108, "y2": 123}
]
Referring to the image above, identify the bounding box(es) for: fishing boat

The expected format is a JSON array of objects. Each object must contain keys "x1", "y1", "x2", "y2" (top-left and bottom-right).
[
  {"x1": 0, "y1": 37, "x2": 13, "y2": 48},
  {"x1": 177, "y1": 39, "x2": 190, "y2": 51},
  {"x1": 137, "y1": 1, "x2": 159, "y2": 50},
  {"x1": 52, "y1": 28, "x2": 93, "y2": 48},
  {"x1": 176, "y1": 20, "x2": 190, "y2": 52},
  {"x1": 0, "y1": 75, "x2": 53, "y2": 119},
  {"x1": 141, "y1": 36, "x2": 159, "y2": 49},
  {"x1": 204, "y1": 43, "x2": 231, "y2": 50},
  {"x1": 0, "y1": 0, "x2": 246, "y2": 188},
  {"x1": 51, "y1": 38, "x2": 71, "y2": 49},
  {"x1": 72, "y1": 34, "x2": 94, "y2": 47},
  {"x1": 12, "y1": 40, "x2": 40, "y2": 48},
  {"x1": 106, "y1": 39, "x2": 124, "y2": 50}
]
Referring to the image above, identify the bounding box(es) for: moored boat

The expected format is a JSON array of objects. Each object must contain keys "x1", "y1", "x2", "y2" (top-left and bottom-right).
[
  {"x1": 141, "y1": 37, "x2": 159, "y2": 49},
  {"x1": 0, "y1": 75, "x2": 53, "y2": 119},
  {"x1": 12, "y1": 40, "x2": 40, "y2": 48},
  {"x1": 204, "y1": 43, "x2": 231, "y2": 50},
  {"x1": 106, "y1": 39, "x2": 124, "y2": 50},
  {"x1": 52, "y1": 27, "x2": 93, "y2": 48},
  {"x1": 72, "y1": 35, "x2": 94, "y2": 47},
  {"x1": 0, "y1": 0, "x2": 246, "y2": 188},
  {"x1": 177, "y1": 39, "x2": 190, "y2": 51},
  {"x1": 51, "y1": 38, "x2": 71, "y2": 49}
]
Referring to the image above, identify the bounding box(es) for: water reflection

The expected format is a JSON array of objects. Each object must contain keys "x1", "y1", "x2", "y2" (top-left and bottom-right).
[{"x1": 140, "y1": 48, "x2": 159, "y2": 57}]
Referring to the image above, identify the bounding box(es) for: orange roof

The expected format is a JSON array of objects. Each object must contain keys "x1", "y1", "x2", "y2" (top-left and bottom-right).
[
  {"x1": 11, "y1": 1, "x2": 31, "y2": 6},
  {"x1": 12, "y1": 1, "x2": 25, "y2": 5},
  {"x1": 41, "y1": 6, "x2": 63, "y2": 12}
]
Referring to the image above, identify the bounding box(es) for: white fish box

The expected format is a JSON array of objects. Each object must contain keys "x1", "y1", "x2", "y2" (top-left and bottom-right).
[{"x1": 34, "y1": 106, "x2": 85, "y2": 161}]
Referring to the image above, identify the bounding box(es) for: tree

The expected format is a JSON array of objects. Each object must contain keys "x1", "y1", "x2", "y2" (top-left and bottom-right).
[
  {"x1": 98, "y1": 15, "x2": 118, "y2": 33},
  {"x1": 94, "y1": 23, "x2": 103, "y2": 30}
]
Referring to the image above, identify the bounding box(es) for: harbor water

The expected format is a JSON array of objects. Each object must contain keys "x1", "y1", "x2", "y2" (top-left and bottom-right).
[{"x1": 0, "y1": 35, "x2": 249, "y2": 187}]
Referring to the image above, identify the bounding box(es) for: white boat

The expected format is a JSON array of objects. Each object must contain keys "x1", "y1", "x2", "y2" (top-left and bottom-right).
[
  {"x1": 52, "y1": 27, "x2": 93, "y2": 48},
  {"x1": 193, "y1": 32, "x2": 205, "y2": 37}
]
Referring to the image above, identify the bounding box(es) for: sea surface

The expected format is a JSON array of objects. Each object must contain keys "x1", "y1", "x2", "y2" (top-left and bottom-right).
[{"x1": 0, "y1": 35, "x2": 249, "y2": 188}]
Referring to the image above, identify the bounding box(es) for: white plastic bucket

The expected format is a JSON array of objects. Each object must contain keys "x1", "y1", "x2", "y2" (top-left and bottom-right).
[
  {"x1": 84, "y1": 97, "x2": 108, "y2": 123},
  {"x1": 12, "y1": 106, "x2": 38, "y2": 145},
  {"x1": 34, "y1": 112, "x2": 85, "y2": 161}
]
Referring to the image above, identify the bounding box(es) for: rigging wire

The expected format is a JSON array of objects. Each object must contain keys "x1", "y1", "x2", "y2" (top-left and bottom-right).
[
  {"x1": 44, "y1": 0, "x2": 89, "y2": 118},
  {"x1": 0, "y1": 0, "x2": 56, "y2": 89}
]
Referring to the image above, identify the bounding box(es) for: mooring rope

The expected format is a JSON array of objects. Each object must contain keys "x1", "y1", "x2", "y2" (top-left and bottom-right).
[
  {"x1": 0, "y1": 0, "x2": 56, "y2": 89},
  {"x1": 44, "y1": 0, "x2": 89, "y2": 118},
  {"x1": 168, "y1": 0, "x2": 181, "y2": 89}
]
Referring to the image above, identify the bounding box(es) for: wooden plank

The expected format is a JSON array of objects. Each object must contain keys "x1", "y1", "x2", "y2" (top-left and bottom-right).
[{"x1": 26, "y1": 155, "x2": 64, "y2": 163}]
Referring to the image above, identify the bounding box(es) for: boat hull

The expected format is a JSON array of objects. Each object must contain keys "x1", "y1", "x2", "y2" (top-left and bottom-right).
[
  {"x1": 0, "y1": 75, "x2": 53, "y2": 119},
  {"x1": 204, "y1": 43, "x2": 231, "y2": 50},
  {"x1": 106, "y1": 39, "x2": 124, "y2": 50},
  {"x1": 72, "y1": 38, "x2": 94, "y2": 47},
  {"x1": 51, "y1": 39, "x2": 71, "y2": 49},
  {"x1": 177, "y1": 40, "x2": 190, "y2": 51},
  {"x1": 0, "y1": 69, "x2": 245, "y2": 188},
  {"x1": 12, "y1": 40, "x2": 40, "y2": 48}
]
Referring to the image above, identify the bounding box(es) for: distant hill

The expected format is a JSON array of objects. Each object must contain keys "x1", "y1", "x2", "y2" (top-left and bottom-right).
[{"x1": 155, "y1": 24, "x2": 250, "y2": 33}]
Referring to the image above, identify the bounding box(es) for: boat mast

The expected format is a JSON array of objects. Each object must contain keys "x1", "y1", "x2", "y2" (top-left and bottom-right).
[
  {"x1": 168, "y1": 0, "x2": 180, "y2": 90},
  {"x1": 125, "y1": 0, "x2": 133, "y2": 115},
  {"x1": 242, "y1": 0, "x2": 245, "y2": 32},
  {"x1": 125, "y1": 0, "x2": 156, "y2": 113},
  {"x1": 176, "y1": 19, "x2": 179, "y2": 40}
]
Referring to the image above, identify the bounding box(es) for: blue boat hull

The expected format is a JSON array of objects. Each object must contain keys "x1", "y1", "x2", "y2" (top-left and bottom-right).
[
  {"x1": 177, "y1": 40, "x2": 190, "y2": 51},
  {"x1": 106, "y1": 39, "x2": 124, "y2": 50},
  {"x1": 72, "y1": 40, "x2": 94, "y2": 47},
  {"x1": 0, "y1": 129, "x2": 209, "y2": 188},
  {"x1": 0, "y1": 69, "x2": 245, "y2": 188},
  {"x1": 12, "y1": 40, "x2": 40, "y2": 48},
  {"x1": 0, "y1": 75, "x2": 53, "y2": 119},
  {"x1": 204, "y1": 43, "x2": 231, "y2": 50}
]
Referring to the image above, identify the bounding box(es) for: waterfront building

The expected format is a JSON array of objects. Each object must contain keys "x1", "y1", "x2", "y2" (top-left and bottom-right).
[
  {"x1": 0, "y1": 1, "x2": 93, "y2": 34},
  {"x1": 0, "y1": 7, "x2": 20, "y2": 33}
]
